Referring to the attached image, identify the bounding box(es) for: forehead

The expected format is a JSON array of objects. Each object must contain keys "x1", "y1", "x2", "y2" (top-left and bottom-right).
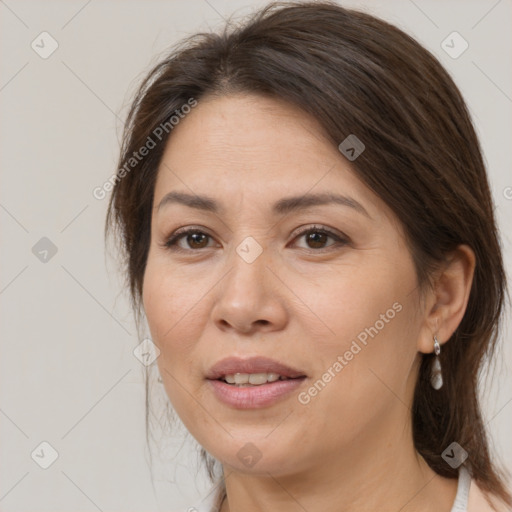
[
  {"x1": 152, "y1": 93, "x2": 387, "y2": 222},
  {"x1": 160, "y1": 93, "x2": 332, "y2": 168}
]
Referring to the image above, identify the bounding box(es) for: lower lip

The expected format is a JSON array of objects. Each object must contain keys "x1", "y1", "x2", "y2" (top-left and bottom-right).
[{"x1": 207, "y1": 378, "x2": 306, "y2": 409}]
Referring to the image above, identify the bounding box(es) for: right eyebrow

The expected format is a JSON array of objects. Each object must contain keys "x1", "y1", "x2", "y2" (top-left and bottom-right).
[{"x1": 157, "y1": 191, "x2": 221, "y2": 213}]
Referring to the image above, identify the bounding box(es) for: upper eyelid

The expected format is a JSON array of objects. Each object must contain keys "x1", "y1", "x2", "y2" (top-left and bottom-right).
[
  {"x1": 168, "y1": 224, "x2": 343, "y2": 239},
  {"x1": 293, "y1": 224, "x2": 345, "y2": 236},
  {"x1": 164, "y1": 224, "x2": 348, "y2": 249}
]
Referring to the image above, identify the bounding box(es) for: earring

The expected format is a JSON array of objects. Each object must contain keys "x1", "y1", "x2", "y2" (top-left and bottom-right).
[{"x1": 430, "y1": 335, "x2": 443, "y2": 390}]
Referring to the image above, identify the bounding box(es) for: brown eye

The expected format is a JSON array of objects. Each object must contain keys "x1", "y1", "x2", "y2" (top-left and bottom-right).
[
  {"x1": 185, "y1": 232, "x2": 209, "y2": 249},
  {"x1": 164, "y1": 229, "x2": 215, "y2": 251},
  {"x1": 293, "y1": 225, "x2": 348, "y2": 251},
  {"x1": 305, "y1": 231, "x2": 329, "y2": 249}
]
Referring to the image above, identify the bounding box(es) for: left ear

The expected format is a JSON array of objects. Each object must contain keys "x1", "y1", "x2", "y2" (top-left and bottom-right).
[{"x1": 417, "y1": 244, "x2": 476, "y2": 354}]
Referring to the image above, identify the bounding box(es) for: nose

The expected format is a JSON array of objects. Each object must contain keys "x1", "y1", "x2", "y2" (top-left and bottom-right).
[{"x1": 211, "y1": 243, "x2": 288, "y2": 335}]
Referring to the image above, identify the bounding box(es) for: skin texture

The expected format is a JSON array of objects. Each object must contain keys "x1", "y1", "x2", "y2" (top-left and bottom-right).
[{"x1": 142, "y1": 93, "x2": 475, "y2": 512}]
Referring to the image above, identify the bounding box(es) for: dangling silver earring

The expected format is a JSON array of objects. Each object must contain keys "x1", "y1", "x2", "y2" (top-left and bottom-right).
[{"x1": 430, "y1": 335, "x2": 443, "y2": 390}]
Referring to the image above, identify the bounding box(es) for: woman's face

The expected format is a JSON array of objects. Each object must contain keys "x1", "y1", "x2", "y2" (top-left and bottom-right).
[{"x1": 143, "y1": 93, "x2": 426, "y2": 476}]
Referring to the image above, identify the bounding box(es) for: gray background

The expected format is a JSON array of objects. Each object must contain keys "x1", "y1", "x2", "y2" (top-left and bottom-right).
[{"x1": 1, "y1": 1, "x2": 511, "y2": 510}]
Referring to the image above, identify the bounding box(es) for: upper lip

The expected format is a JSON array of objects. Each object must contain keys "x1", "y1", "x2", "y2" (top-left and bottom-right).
[{"x1": 206, "y1": 356, "x2": 307, "y2": 380}]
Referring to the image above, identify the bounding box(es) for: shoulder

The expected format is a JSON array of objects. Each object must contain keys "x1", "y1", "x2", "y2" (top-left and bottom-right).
[{"x1": 468, "y1": 479, "x2": 511, "y2": 512}]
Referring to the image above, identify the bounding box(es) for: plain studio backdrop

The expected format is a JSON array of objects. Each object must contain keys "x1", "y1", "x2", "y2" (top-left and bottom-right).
[{"x1": 0, "y1": 1, "x2": 511, "y2": 510}]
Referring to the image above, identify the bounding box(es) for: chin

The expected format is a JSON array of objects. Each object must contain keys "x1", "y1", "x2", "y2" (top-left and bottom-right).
[{"x1": 202, "y1": 433, "x2": 307, "y2": 476}]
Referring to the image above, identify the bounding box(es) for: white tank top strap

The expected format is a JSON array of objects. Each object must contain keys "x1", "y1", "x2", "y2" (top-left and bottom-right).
[{"x1": 450, "y1": 464, "x2": 472, "y2": 512}]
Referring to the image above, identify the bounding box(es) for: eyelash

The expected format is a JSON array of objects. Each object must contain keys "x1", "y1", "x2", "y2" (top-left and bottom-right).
[{"x1": 162, "y1": 224, "x2": 349, "y2": 253}]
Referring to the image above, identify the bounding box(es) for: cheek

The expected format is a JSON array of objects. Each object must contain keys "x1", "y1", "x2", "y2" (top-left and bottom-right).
[
  {"x1": 142, "y1": 259, "x2": 203, "y2": 362},
  {"x1": 301, "y1": 255, "x2": 415, "y2": 345},
  {"x1": 296, "y1": 260, "x2": 420, "y2": 432},
  {"x1": 142, "y1": 262, "x2": 208, "y2": 425}
]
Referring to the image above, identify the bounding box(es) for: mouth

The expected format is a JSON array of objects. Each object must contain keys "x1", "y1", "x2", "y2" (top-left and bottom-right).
[
  {"x1": 220, "y1": 372, "x2": 301, "y2": 386},
  {"x1": 206, "y1": 356, "x2": 307, "y2": 408}
]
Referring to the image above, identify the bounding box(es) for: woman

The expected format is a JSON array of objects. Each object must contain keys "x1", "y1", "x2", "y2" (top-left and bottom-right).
[{"x1": 106, "y1": 2, "x2": 511, "y2": 510}]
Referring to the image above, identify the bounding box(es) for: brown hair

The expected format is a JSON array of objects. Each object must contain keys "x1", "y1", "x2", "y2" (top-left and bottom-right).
[{"x1": 106, "y1": 1, "x2": 511, "y2": 508}]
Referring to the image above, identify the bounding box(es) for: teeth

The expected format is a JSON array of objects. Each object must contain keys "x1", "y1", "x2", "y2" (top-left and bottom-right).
[
  {"x1": 223, "y1": 372, "x2": 284, "y2": 386},
  {"x1": 249, "y1": 373, "x2": 271, "y2": 385},
  {"x1": 234, "y1": 373, "x2": 249, "y2": 385}
]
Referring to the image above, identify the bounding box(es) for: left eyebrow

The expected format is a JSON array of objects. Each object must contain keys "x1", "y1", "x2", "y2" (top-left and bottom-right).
[
  {"x1": 156, "y1": 191, "x2": 371, "y2": 219},
  {"x1": 272, "y1": 192, "x2": 371, "y2": 219}
]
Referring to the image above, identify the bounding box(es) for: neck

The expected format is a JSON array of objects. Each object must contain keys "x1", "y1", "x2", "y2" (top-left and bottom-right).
[{"x1": 219, "y1": 418, "x2": 458, "y2": 512}]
